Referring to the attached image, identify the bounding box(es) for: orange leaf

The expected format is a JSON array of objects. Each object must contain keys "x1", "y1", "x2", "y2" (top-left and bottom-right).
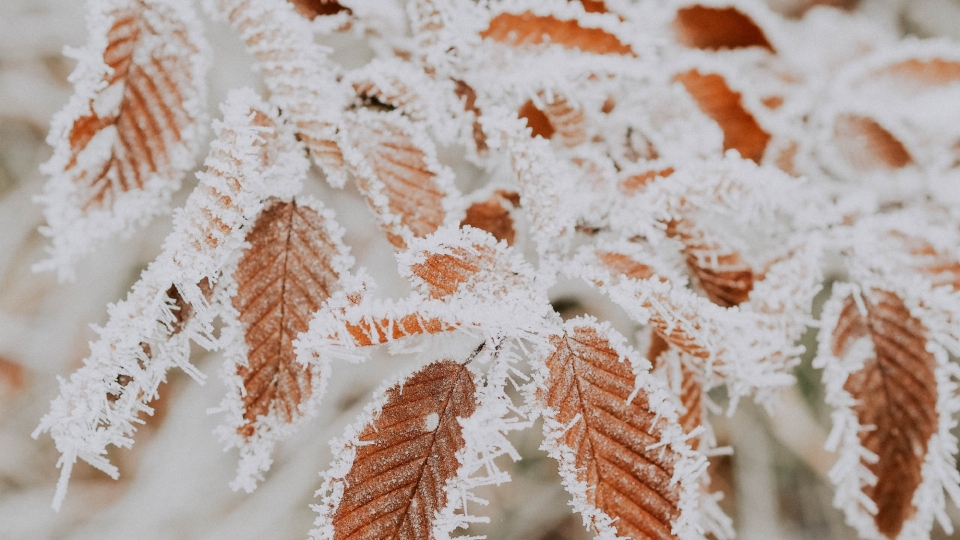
[
  {"x1": 668, "y1": 220, "x2": 754, "y2": 307},
  {"x1": 59, "y1": 3, "x2": 204, "y2": 211},
  {"x1": 829, "y1": 289, "x2": 939, "y2": 538},
  {"x1": 518, "y1": 91, "x2": 587, "y2": 147},
  {"x1": 341, "y1": 111, "x2": 454, "y2": 249},
  {"x1": 481, "y1": 11, "x2": 634, "y2": 56},
  {"x1": 672, "y1": 5, "x2": 774, "y2": 52},
  {"x1": 327, "y1": 360, "x2": 479, "y2": 540},
  {"x1": 833, "y1": 114, "x2": 912, "y2": 172},
  {"x1": 541, "y1": 322, "x2": 692, "y2": 538},
  {"x1": 674, "y1": 70, "x2": 770, "y2": 163},
  {"x1": 460, "y1": 191, "x2": 519, "y2": 246},
  {"x1": 453, "y1": 79, "x2": 489, "y2": 153},
  {"x1": 231, "y1": 199, "x2": 349, "y2": 438},
  {"x1": 288, "y1": 0, "x2": 351, "y2": 20}
]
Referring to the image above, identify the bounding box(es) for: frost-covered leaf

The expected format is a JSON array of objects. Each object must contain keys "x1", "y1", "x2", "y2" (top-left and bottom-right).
[
  {"x1": 289, "y1": 0, "x2": 352, "y2": 20},
  {"x1": 518, "y1": 90, "x2": 587, "y2": 147},
  {"x1": 460, "y1": 189, "x2": 520, "y2": 246},
  {"x1": 312, "y1": 359, "x2": 479, "y2": 540},
  {"x1": 537, "y1": 318, "x2": 705, "y2": 539},
  {"x1": 38, "y1": 0, "x2": 208, "y2": 278},
  {"x1": 217, "y1": 197, "x2": 353, "y2": 491},
  {"x1": 832, "y1": 114, "x2": 912, "y2": 172},
  {"x1": 672, "y1": 5, "x2": 774, "y2": 52},
  {"x1": 481, "y1": 11, "x2": 634, "y2": 56},
  {"x1": 33, "y1": 88, "x2": 300, "y2": 510},
  {"x1": 668, "y1": 219, "x2": 754, "y2": 307},
  {"x1": 340, "y1": 110, "x2": 459, "y2": 249},
  {"x1": 817, "y1": 285, "x2": 960, "y2": 539},
  {"x1": 673, "y1": 70, "x2": 770, "y2": 163},
  {"x1": 214, "y1": 0, "x2": 350, "y2": 184}
]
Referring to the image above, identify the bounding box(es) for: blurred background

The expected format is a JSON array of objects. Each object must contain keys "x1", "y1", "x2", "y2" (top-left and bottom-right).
[{"x1": 2, "y1": 0, "x2": 960, "y2": 538}]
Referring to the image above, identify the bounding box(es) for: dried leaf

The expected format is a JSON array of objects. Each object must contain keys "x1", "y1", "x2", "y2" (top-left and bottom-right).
[
  {"x1": 460, "y1": 191, "x2": 518, "y2": 245},
  {"x1": 833, "y1": 114, "x2": 912, "y2": 172},
  {"x1": 540, "y1": 320, "x2": 698, "y2": 539},
  {"x1": 521, "y1": 91, "x2": 587, "y2": 147},
  {"x1": 321, "y1": 360, "x2": 478, "y2": 540},
  {"x1": 342, "y1": 313, "x2": 457, "y2": 347},
  {"x1": 889, "y1": 231, "x2": 960, "y2": 291},
  {"x1": 403, "y1": 226, "x2": 528, "y2": 300},
  {"x1": 289, "y1": 0, "x2": 351, "y2": 20},
  {"x1": 481, "y1": 11, "x2": 634, "y2": 56},
  {"x1": 230, "y1": 199, "x2": 348, "y2": 438},
  {"x1": 859, "y1": 59, "x2": 960, "y2": 94},
  {"x1": 668, "y1": 220, "x2": 754, "y2": 307},
  {"x1": 826, "y1": 289, "x2": 939, "y2": 538},
  {"x1": 674, "y1": 70, "x2": 770, "y2": 163},
  {"x1": 518, "y1": 100, "x2": 555, "y2": 140},
  {"x1": 453, "y1": 79, "x2": 488, "y2": 152},
  {"x1": 217, "y1": 0, "x2": 349, "y2": 183},
  {"x1": 341, "y1": 110, "x2": 456, "y2": 249},
  {"x1": 619, "y1": 167, "x2": 675, "y2": 195},
  {"x1": 40, "y1": 0, "x2": 208, "y2": 275},
  {"x1": 672, "y1": 5, "x2": 774, "y2": 52}
]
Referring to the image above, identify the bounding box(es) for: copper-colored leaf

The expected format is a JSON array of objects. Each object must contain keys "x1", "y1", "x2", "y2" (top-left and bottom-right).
[
  {"x1": 461, "y1": 192, "x2": 518, "y2": 245},
  {"x1": 674, "y1": 70, "x2": 771, "y2": 163},
  {"x1": 341, "y1": 112, "x2": 452, "y2": 249},
  {"x1": 407, "y1": 232, "x2": 524, "y2": 299},
  {"x1": 342, "y1": 314, "x2": 457, "y2": 347},
  {"x1": 862, "y1": 59, "x2": 960, "y2": 93},
  {"x1": 522, "y1": 92, "x2": 587, "y2": 147},
  {"x1": 597, "y1": 250, "x2": 659, "y2": 281},
  {"x1": 542, "y1": 323, "x2": 685, "y2": 538},
  {"x1": 232, "y1": 199, "x2": 346, "y2": 437},
  {"x1": 330, "y1": 360, "x2": 478, "y2": 540},
  {"x1": 619, "y1": 167, "x2": 675, "y2": 195},
  {"x1": 832, "y1": 289, "x2": 938, "y2": 538},
  {"x1": 668, "y1": 220, "x2": 754, "y2": 307},
  {"x1": 889, "y1": 232, "x2": 960, "y2": 291},
  {"x1": 453, "y1": 80, "x2": 488, "y2": 152},
  {"x1": 289, "y1": 0, "x2": 351, "y2": 20},
  {"x1": 481, "y1": 11, "x2": 634, "y2": 56},
  {"x1": 672, "y1": 5, "x2": 774, "y2": 52},
  {"x1": 833, "y1": 114, "x2": 913, "y2": 172},
  {"x1": 648, "y1": 332, "x2": 705, "y2": 449},
  {"x1": 576, "y1": 0, "x2": 609, "y2": 13},
  {"x1": 58, "y1": 2, "x2": 204, "y2": 211},
  {"x1": 518, "y1": 100, "x2": 555, "y2": 140}
]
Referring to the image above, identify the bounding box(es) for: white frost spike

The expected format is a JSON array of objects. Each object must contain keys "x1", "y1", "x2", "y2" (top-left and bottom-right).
[
  {"x1": 32, "y1": 89, "x2": 298, "y2": 510},
  {"x1": 37, "y1": 0, "x2": 209, "y2": 281},
  {"x1": 210, "y1": 0, "x2": 351, "y2": 186}
]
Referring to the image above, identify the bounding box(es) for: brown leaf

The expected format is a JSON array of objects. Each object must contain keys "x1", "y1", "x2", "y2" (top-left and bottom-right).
[
  {"x1": 453, "y1": 80, "x2": 488, "y2": 152},
  {"x1": 289, "y1": 0, "x2": 351, "y2": 20},
  {"x1": 342, "y1": 314, "x2": 457, "y2": 347},
  {"x1": 518, "y1": 100, "x2": 555, "y2": 140},
  {"x1": 674, "y1": 70, "x2": 771, "y2": 163},
  {"x1": 330, "y1": 360, "x2": 478, "y2": 540},
  {"x1": 648, "y1": 333, "x2": 705, "y2": 450},
  {"x1": 542, "y1": 323, "x2": 685, "y2": 538},
  {"x1": 461, "y1": 192, "x2": 518, "y2": 245},
  {"x1": 232, "y1": 199, "x2": 346, "y2": 437},
  {"x1": 833, "y1": 114, "x2": 913, "y2": 172},
  {"x1": 889, "y1": 232, "x2": 960, "y2": 291},
  {"x1": 481, "y1": 11, "x2": 634, "y2": 56},
  {"x1": 519, "y1": 92, "x2": 587, "y2": 147},
  {"x1": 407, "y1": 233, "x2": 525, "y2": 299},
  {"x1": 341, "y1": 112, "x2": 451, "y2": 249},
  {"x1": 860, "y1": 59, "x2": 960, "y2": 93},
  {"x1": 672, "y1": 5, "x2": 774, "y2": 52},
  {"x1": 832, "y1": 289, "x2": 938, "y2": 538},
  {"x1": 619, "y1": 167, "x2": 675, "y2": 195},
  {"x1": 59, "y1": 2, "x2": 204, "y2": 211},
  {"x1": 668, "y1": 220, "x2": 754, "y2": 307}
]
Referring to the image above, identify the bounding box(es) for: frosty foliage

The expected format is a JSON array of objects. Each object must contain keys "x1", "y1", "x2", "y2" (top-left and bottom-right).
[{"x1": 28, "y1": 0, "x2": 960, "y2": 538}]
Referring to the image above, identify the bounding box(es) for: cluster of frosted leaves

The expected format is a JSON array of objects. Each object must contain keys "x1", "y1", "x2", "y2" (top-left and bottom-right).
[
  {"x1": 37, "y1": 0, "x2": 210, "y2": 280},
  {"x1": 35, "y1": 0, "x2": 960, "y2": 538}
]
